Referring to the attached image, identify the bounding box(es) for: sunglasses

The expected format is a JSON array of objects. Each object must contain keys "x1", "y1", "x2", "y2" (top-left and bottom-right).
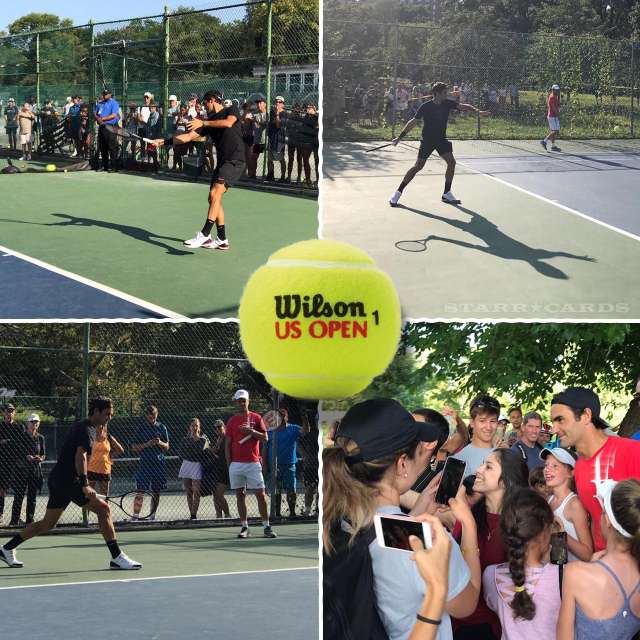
[{"x1": 471, "y1": 399, "x2": 500, "y2": 411}]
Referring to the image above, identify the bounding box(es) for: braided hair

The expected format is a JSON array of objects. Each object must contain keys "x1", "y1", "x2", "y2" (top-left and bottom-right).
[{"x1": 500, "y1": 488, "x2": 554, "y2": 621}]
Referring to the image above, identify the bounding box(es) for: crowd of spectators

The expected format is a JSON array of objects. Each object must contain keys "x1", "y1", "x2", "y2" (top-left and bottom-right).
[
  {"x1": 323, "y1": 385, "x2": 640, "y2": 640},
  {"x1": 0, "y1": 398, "x2": 319, "y2": 526}
]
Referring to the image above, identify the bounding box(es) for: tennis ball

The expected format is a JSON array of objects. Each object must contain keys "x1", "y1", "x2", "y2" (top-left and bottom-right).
[
  {"x1": 63, "y1": 169, "x2": 68, "y2": 173},
  {"x1": 239, "y1": 239, "x2": 402, "y2": 399},
  {"x1": 45, "y1": 164, "x2": 56, "y2": 172}
]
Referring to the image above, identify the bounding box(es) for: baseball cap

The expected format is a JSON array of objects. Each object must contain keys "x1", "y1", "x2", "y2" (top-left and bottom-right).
[
  {"x1": 336, "y1": 398, "x2": 442, "y2": 464},
  {"x1": 144, "y1": 91, "x2": 153, "y2": 98},
  {"x1": 551, "y1": 387, "x2": 610, "y2": 429},
  {"x1": 552, "y1": 84, "x2": 560, "y2": 90},
  {"x1": 275, "y1": 96, "x2": 285, "y2": 102},
  {"x1": 3, "y1": 403, "x2": 15, "y2": 411},
  {"x1": 169, "y1": 94, "x2": 178, "y2": 101},
  {"x1": 102, "y1": 88, "x2": 112, "y2": 95},
  {"x1": 27, "y1": 413, "x2": 40, "y2": 423},
  {"x1": 233, "y1": 389, "x2": 249, "y2": 401},
  {"x1": 8, "y1": 97, "x2": 15, "y2": 102},
  {"x1": 540, "y1": 446, "x2": 576, "y2": 467}
]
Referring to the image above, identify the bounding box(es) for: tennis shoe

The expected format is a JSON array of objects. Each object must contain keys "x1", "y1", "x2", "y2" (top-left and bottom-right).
[
  {"x1": 183, "y1": 231, "x2": 212, "y2": 248},
  {"x1": 0, "y1": 546, "x2": 23, "y2": 568},
  {"x1": 540, "y1": 139, "x2": 548, "y2": 150},
  {"x1": 389, "y1": 190, "x2": 402, "y2": 207},
  {"x1": 442, "y1": 191, "x2": 461, "y2": 204},
  {"x1": 264, "y1": 525, "x2": 277, "y2": 538},
  {"x1": 110, "y1": 552, "x2": 142, "y2": 570},
  {"x1": 238, "y1": 526, "x2": 250, "y2": 539}
]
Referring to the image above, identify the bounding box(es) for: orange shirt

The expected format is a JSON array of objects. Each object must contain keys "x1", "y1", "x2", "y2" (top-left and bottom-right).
[{"x1": 88, "y1": 438, "x2": 112, "y2": 475}]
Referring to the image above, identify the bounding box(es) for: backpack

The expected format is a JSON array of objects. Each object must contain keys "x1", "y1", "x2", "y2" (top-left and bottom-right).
[{"x1": 323, "y1": 521, "x2": 390, "y2": 640}]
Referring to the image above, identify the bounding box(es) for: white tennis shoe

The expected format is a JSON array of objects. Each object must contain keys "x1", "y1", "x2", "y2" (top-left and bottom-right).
[
  {"x1": 0, "y1": 546, "x2": 23, "y2": 568},
  {"x1": 389, "y1": 190, "x2": 402, "y2": 207},
  {"x1": 110, "y1": 552, "x2": 142, "y2": 570},
  {"x1": 183, "y1": 231, "x2": 212, "y2": 248},
  {"x1": 442, "y1": 191, "x2": 461, "y2": 204}
]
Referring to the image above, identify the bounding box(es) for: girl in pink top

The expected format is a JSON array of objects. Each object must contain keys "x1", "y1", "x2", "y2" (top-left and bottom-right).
[{"x1": 483, "y1": 489, "x2": 561, "y2": 640}]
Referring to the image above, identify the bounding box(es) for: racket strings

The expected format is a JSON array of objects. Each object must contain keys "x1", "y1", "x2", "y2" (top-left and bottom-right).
[{"x1": 119, "y1": 491, "x2": 156, "y2": 519}]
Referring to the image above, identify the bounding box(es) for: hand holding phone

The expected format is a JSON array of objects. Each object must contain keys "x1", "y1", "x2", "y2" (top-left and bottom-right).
[
  {"x1": 374, "y1": 513, "x2": 432, "y2": 553},
  {"x1": 435, "y1": 457, "x2": 466, "y2": 505}
]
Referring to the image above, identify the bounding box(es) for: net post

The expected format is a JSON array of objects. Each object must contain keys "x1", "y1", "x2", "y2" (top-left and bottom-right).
[
  {"x1": 263, "y1": 0, "x2": 274, "y2": 178},
  {"x1": 391, "y1": 22, "x2": 399, "y2": 139},
  {"x1": 89, "y1": 21, "x2": 97, "y2": 159},
  {"x1": 163, "y1": 6, "x2": 170, "y2": 139},
  {"x1": 35, "y1": 33, "x2": 41, "y2": 109},
  {"x1": 122, "y1": 45, "x2": 128, "y2": 115}
]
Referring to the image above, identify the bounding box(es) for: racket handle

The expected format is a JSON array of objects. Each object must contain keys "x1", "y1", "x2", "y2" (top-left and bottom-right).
[{"x1": 239, "y1": 435, "x2": 252, "y2": 444}]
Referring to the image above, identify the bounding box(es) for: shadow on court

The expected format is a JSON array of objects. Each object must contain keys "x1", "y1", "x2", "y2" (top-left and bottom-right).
[{"x1": 394, "y1": 203, "x2": 596, "y2": 280}]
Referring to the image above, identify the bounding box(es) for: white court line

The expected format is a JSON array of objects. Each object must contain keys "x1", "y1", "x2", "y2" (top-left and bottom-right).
[
  {"x1": 455, "y1": 161, "x2": 640, "y2": 244},
  {"x1": 0, "y1": 244, "x2": 185, "y2": 320},
  {"x1": 0, "y1": 565, "x2": 316, "y2": 591}
]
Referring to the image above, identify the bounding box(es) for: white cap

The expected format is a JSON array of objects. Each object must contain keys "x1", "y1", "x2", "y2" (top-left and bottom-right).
[
  {"x1": 597, "y1": 479, "x2": 632, "y2": 538},
  {"x1": 233, "y1": 389, "x2": 249, "y2": 401},
  {"x1": 66, "y1": 96, "x2": 72, "y2": 101},
  {"x1": 539, "y1": 446, "x2": 576, "y2": 467},
  {"x1": 275, "y1": 95, "x2": 285, "y2": 103},
  {"x1": 223, "y1": 99, "x2": 232, "y2": 107},
  {"x1": 27, "y1": 413, "x2": 40, "y2": 422},
  {"x1": 144, "y1": 91, "x2": 153, "y2": 98},
  {"x1": 552, "y1": 84, "x2": 560, "y2": 90},
  {"x1": 169, "y1": 94, "x2": 178, "y2": 101},
  {"x1": 8, "y1": 97, "x2": 15, "y2": 102}
]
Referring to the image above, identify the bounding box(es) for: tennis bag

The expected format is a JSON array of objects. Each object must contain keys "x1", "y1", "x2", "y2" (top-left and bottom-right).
[{"x1": 323, "y1": 521, "x2": 389, "y2": 640}]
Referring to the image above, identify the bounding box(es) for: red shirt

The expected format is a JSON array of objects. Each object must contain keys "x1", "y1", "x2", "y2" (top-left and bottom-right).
[
  {"x1": 547, "y1": 94, "x2": 560, "y2": 117},
  {"x1": 226, "y1": 412, "x2": 267, "y2": 463},
  {"x1": 575, "y1": 436, "x2": 640, "y2": 550},
  {"x1": 452, "y1": 511, "x2": 504, "y2": 637}
]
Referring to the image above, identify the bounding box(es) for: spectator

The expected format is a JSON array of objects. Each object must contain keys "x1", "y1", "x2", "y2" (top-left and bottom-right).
[
  {"x1": 187, "y1": 94, "x2": 199, "y2": 119},
  {"x1": 297, "y1": 103, "x2": 319, "y2": 188},
  {"x1": 4, "y1": 98, "x2": 18, "y2": 151},
  {"x1": 451, "y1": 449, "x2": 529, "y2": 639},
  {"x1": 202, "y1": 418, "x2": 231, "y2": 518},
  {"x1": 550, "y1": 387, "x2": 640, "y2": 551},
  {"x1": 440, "y1": 406, "x2": 470, "y2": 456},
  {"x1": 78, "y1": 104, "x2": 92, "y2": 159},
  {"x1": 247, "y1": 96, "x2": 267, "y2": 179},
  {"x1": 452, "y1": 395, "x2": 501, "y2": 477},
  {"x1": 510, "y1": 411, "x2": 544, "y2": 471},
  {"x1": 528, "y1": 466, "x2": 548, "y2": 499},
  {"x1": 506, "y1": 406, "x2": 523, "y2": 441},
  {"x1": 557, "y1": 479, "x2": 640, "y2": 639},
  {"x1": 137, "y1": 91, "x2": 153, "y2": 136},
  {"x1": 537, "y1": 423, "x2": 552, "y2": 448},
  {"x1": 167, "y1": 94, "x2": 180, "y2": 133},
  {"x1": 18, "y1": 103, "x2": 35, "y2": 160},
  {"x1": 263, "y1": 407, "x2": 309, "y2": 519},
  {"x1": 286, "y1": 103, "x2": 303, "y2": 183},
  {"x1": 63, "y1": 96, "x2": 73, "y2": 118},
  {"x1": 541, "y1": 447, "x2": 593, "y2": 561},
  {"x1": 122, "y1": 102, "x2": 138, "y2": 161},
  {"x1": 145, "y1": 102, "x2": 161, "y2": 171},
  {"x1": 131, "y1": 405, "x2": 169, "y2": 521},
  {"x1": 87, "y1": 423, "x2": 124, "y2": 498},
  {"x1": 172, "y1": 103, "x2": 191, "y2": 171},
  {"x1": 266, "y1": 96, "x2": 287, "y2": 182},
  {"x1": 225, "y1": 389, "x2": 276, "y2": 538},
  {"x1": 10, "y1": 413, "x2": 45, "y2": 526},
  {"x1": 0, "y1": 403, "x2": 23, "y2": 523},
  {"x1": 241, "y1": 100, "x2": 256, "y2": 173},
  {"x1": 178, "y1": 418, "x2": 209, "y2": 520},
  {"x1": 94, "y1": 88, "x2": 120, "y2": 172},
  {"x1": 508, "y1": 83, "x2": 519, "y2": 108},
  {"x1": 483, "y1": 489, "x2": 560, "y2": 640},
  {"x1": 323, "y1": 398, "x2": 480, "y2": 640},
  {"x1": 68, "y1": 96, "x2": 84, "y2": 157},
  {"x1": 298, "y1": 417, "x2": 319, "y2": 516}
]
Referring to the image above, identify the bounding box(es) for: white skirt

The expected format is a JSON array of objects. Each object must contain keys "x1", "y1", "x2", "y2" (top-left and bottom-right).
[{"x1": 179, "y1": 460, "x2": 202, "y2": 481}]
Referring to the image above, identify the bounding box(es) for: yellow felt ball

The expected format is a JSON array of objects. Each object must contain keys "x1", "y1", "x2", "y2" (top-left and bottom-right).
[
  {"x1": 45, "y1": 164, "x2": 56, "y2": 172},
  {"x1": 239, "y1": 239, "x2": 402, "y2": 399}
]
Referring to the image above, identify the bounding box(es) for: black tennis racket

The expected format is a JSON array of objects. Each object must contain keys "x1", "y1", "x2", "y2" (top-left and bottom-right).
[
  {"x1": 104, "y1": 124, "x2": 156, "y2": 146},
  {"x1": 365, "y1": 141, "x2": 395, "y2": 153},
  {"x1": 98, "y1": 490, "x2": 157, "y2": 520}
]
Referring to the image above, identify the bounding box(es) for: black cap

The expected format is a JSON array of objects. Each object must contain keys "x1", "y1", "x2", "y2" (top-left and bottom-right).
[
  {"x1": 551, "y1": 387, "x2": 610, "y2": 429},
  {"x1": 336, "y1": 399, "x2": 442, "y2": 464},
  {"x1": 3, "y1": 403, "x2": 15, "y2": 411},
  {"x1": 102, "y1": 88, "x2": 112, "y2": 95}
]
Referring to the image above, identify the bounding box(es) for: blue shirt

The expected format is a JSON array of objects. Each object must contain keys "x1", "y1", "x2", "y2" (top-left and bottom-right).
[
  {"x1": 134, "y1": 421, "x2": 169, "y2": 468},
  {"x1": 265, "y1": 423, "x2": 302, "y2": 466},
  {"x1": 631, "y1": 430, "x2": 640, "y2": 441},
  {"x1": 96, "y1": 98, "x2": 120, "y2": 126},
  {"x1": 511, "y1": 439, "x2": 544, "y2": 471},
  {"x1": 68, "y1": 102, "x2": 82, "y2": 130}
]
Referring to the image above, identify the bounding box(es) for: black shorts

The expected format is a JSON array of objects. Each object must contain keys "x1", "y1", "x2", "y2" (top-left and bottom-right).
[
  {"x1": 47, "y1": 477, "x2": 90, "y2": 510},
  {"x1": 88, "y1": 471, "x2": 111, "y2": 483},
  {"x1": 418, "y1": 138, "x2": 453, "y2": 160},
  {"x1": 211, "y1": 159, "x2": 246, "y2": 189}
]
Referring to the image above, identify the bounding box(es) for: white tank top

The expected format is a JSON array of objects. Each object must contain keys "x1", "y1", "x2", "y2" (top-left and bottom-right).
[{"x1": 549, "y1": 492, "x2": 579, "y2": 562}]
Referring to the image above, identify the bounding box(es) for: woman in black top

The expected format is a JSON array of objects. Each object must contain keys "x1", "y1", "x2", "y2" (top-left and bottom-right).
[
  {"x1": 297, "y1": 103, "x2": 319, "y2": 188},
  {"x1": 178, "y1": 418, "x2": 209, "y2": 520},
  {"x1": 201, "y1": 419, "x2": 231, "y2": 518},
  {"x1": 10, "y1": 414, "x2": 46, "y2": 526}
]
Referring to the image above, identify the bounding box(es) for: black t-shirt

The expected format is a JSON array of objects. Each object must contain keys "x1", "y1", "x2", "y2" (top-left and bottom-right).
[
  {"x1": 0, "y1": 420, "x2": 24, "y2": 465},
  {"x1": 179, "y1": 435, "x2": 209, "y2": 463},
  {"x1": 414, "y1": 98, "x2": 459, "y2": 141},
  {"x1": 14, "y1": 432, "x2": 46, "y2": 470},
  {"x1": 297, "y1": 113, "x2": 319, "y2": 146},
  {"x1": 204, "y1": 104, "x2": 244, "y2": 164},
  {"x1": 49, "y1": 419, "x2": 93, "y2": 485}
]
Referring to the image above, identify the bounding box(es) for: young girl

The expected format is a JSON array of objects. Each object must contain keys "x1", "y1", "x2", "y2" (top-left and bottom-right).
[
  {"x1": 558, "y1": 478, "x2": 640, "y2": 640},
  {"x1": 541, "y1": 448, "x2": 593, "y2": 561},
  {"x1": 483, "y1": 489, "x2": 561, "y2": 640},
  {"x1": 323, "y1": 398, "x2": 480, "y2": 640},
  {"x1": 178, "y1": 418, "x2": 209, "y2": 520}
]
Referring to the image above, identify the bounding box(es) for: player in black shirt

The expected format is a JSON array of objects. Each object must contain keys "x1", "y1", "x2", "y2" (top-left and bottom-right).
[
  {"x1": 0, "y1": 396, "x2": 141, "y2": 570},
  {"x1": 153, "y1": 89, "x2": 246, "y2": 251},
  {"x1": 0, "y1": 402, "x2": 23, "y2": 523},
  {"x1": 389, "y1": 82, "x2": 490, "y2": 207}
]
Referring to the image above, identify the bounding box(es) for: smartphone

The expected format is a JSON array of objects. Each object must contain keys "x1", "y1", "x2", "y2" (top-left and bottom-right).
[
  {"x1": 550, "y1": 531, "x2": 568, "y2": 565},
  {"x1": 374, "y1": 513, "x2": 432, "y2": 553},
  {"x1": 434, "y1": 457, "x2": 466, "y2": 505},
  {"x1": 412, "y1": 460, "x2": 445, "y2": 494}
]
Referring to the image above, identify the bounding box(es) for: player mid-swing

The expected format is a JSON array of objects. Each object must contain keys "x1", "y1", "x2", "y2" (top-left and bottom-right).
[{"x1": 389, "y1": 82, "x2": 490, "y2": 207}]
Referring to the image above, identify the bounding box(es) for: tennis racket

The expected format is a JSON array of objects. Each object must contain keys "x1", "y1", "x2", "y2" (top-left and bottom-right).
[
  {"x1": 365, "y1": 142, "x2": 395, "y2": 153},
  {"x1": 97, "y1": 490, "x2": 157, "y2": 520},
  {"x1": 104, "y1": 124, "x2": 156, "y2": 146}
]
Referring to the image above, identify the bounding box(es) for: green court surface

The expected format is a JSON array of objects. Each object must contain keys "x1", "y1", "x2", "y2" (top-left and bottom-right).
[
  {"x1": 0, "y1": 522, "x2": 318, "y2": 588},
  {"x1": 0, "y1": 170, "x2": 317, "y2": 318},
  {"x1": 322, "y1": 140, "x2": 640, "y2": 319}
]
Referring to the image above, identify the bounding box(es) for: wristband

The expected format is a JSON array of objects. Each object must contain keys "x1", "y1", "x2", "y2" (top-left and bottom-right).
[
  {"x1": 416, "y1": 614, "x2": 441, "y2": 626},
  {"x1": 78, "y1": 474, "x2": 89, "y2": 487}
]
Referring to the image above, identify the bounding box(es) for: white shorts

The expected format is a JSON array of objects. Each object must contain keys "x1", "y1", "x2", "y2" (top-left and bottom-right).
[
  {"x1": 178, "y1": 460, "x2": 202, "y2": 481},
  {"x1": 547, "y1": 117, "x2": 560, "y2": 131},
  {"x1": 19, "y1": 133, "x2": 31, "y2": 145},
  {"x1": 229, "y1": 461, "x2": 265, "y2": 490}
]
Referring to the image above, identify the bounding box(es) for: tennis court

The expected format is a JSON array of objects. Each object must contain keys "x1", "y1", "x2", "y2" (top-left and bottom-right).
[
  {"x1": 0, "y1": 169, "x2": 317, "y2": 319},
  {"x1": 322, "y1": 139, "x2": 640, "y2": 319},
  {"x1": 0, "y1": 522, "x2": 318, "y2": 639}
]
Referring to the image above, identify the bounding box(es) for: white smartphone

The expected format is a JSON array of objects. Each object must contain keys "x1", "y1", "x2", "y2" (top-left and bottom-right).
[{"x1": 373, "y1": 513, "x2": 432, "y2": 553}]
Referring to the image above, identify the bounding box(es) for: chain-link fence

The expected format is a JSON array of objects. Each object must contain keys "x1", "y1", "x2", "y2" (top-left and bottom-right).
[
  {"x1": 0, "y1": 323, "x2": 319, "y2": 531},
  {"x1": 0, "y1": 1, "x2": 319, "y2": 184},
  {"x1": 324, "y1": 6, "x2": 639, "y2": 142}
]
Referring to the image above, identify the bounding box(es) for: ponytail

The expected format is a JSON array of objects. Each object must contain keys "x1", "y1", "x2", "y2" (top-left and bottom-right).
[{"x1": 610, "y1": 479, "x2": 640, "y2": 571}]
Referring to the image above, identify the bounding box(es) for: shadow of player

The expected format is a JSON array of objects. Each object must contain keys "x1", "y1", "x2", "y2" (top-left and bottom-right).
[{"x1": 394, "y1": 204, "x2": 596, "y2": 280}]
